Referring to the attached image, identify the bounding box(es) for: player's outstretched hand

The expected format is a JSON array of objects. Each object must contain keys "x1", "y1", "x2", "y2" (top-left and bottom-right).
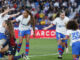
[
  {"x1": 10, "y1": 8, "x2": 15, "y2": 11},
  {"x1": 17, "y1": 12, "x2": 20, "y2": 15},
  {"x1": 43, "y1": 27, "x2": 48, "y2": 30}
]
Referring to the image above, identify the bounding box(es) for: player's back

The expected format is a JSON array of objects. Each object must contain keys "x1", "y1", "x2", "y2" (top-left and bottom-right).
[{"x1": 67, "y1": 30, "x2": 80, "y2": 46}]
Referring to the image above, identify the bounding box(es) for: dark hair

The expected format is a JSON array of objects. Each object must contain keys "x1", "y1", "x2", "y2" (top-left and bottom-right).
[
  {"x1": 66, "y1": 20, "x2": 79, "y2": 30},
  {"x1": 5, "y1": 20, "x2": 15, "y2": 37},
  {"x1": 60, "y1": 10, "x2": 65, "y2": 14},
  {"x1": 56, "y1": 10, "x2": 65, "y2": 17},
  {"x1": 25, "y1": 9, "x2": 36, "y2": 36},
  {"x1": 2, "y1": 6, "x2": 7, "y2": 12}
]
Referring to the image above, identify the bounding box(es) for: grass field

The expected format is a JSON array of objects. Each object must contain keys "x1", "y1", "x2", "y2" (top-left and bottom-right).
[{"x1": 17, "y1": 39, "x2": 72, "y2": 60}]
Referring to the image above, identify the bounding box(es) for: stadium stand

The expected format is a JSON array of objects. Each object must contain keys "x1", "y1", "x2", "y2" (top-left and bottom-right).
[{"x1": 0, "y1": 0, "x2": 80, "y2": 28}]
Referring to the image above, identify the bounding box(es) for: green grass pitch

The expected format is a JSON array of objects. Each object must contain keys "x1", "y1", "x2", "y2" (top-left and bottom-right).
[{"x1": 17, "y1": 39, "x2": 72, "y2": 60}]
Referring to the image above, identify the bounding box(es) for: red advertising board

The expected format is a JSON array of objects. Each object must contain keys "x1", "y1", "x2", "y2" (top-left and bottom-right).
[{"x1": 15, "y1": 30, "x2": 56, "y2": 39}]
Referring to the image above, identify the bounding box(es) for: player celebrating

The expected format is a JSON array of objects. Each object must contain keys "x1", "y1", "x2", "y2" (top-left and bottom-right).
[
  {"x1": 60, "y1": 20, "x2": 80, "y2": 60},
  {"x1": 0, "y1": 7, "x2": 20, "y2": 58},
  {"x1": 43, "y1": 10, "x2": 69, "y2": 59},
  {"x1": 12, "y1": 9, "x2": 35, "y2": 60}
]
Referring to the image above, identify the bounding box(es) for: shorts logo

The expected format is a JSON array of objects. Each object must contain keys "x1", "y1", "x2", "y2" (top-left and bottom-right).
[{"x1": 58, "y1": 34, "x2": 60, "y2": 38}]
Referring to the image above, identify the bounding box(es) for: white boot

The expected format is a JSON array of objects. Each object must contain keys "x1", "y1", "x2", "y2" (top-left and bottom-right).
[{"x1": 23, "y1": 56, "x2": 30, "y2": 60}]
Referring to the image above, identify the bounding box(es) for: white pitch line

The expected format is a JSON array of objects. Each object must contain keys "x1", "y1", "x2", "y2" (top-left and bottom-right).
[
  {"x1": 29, "y1": 52, "x2": 71, "y2": 57},
  {"x1": 29, "y1": 53, "x2": 58, "y2": 57}
]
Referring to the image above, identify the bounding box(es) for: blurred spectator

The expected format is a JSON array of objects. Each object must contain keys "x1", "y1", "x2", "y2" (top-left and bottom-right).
[{"x1": 0, "y1": 0, "x2": 80, "y2": 27}]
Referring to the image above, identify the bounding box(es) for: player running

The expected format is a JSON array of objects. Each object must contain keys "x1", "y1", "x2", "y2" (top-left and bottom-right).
[
  {"x1": 43, "y1": 10, "x2": 69, "y2": 59},
  {"x1": 59, "y1": 20, "x2": 80, "y2": 60},
  {"x1": 12, "y1": 9, "x2": 35, "y2": 60},
  {"x1": 0, "y1": 7, "x2": 20, "y2": 58}
]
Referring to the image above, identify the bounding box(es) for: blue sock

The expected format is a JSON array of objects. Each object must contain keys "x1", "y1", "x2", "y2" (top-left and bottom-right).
[
  {"x1": 58, "y1": 45, "x2": 62, "y2": 55},
  {"x1": 17, "y1": 43, "x2": 22, "y2": 52},
  {"x1": 25, "y1": 42, "x2": 29, "y2": 56},
  {"x1": 62, "y1": 47, "x2": 65, "y2": 55}
]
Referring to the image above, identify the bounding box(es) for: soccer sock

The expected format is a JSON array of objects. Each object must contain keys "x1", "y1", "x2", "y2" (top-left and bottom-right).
[
  {"x1": 65, "y1": 42, "x2": 68, "y2": 48},
  {"x1": 58, "y1": 45, "x2": 62, "y2": 55},
  {"x1": 62, "y1": 47, "x2": 64, "y2": 55},
  {"x1": 73, "y1": 58, "x2": 79, "y2": 60},
  {"x1": 17, "y1": 43, "x2": 22, "y2": 53},
  {"x1": 25, "y1": 42, "x2": 29, "y2": 56}
]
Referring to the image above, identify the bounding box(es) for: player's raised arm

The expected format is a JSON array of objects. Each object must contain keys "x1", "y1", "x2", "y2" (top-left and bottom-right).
[
  {"x1": 9, "y1": 12, "x2": 20, "y2": 18},
  {"x1": 1, "y1": 8, "x2": 15, "y2": 16},
  {"x1": 11, "y1": 20, "x2": 17, "y2": 23},
  {"x1": 11, "y1": 15, "x2": 22, "y2": 23},
  {"x1": 43, "y1": 18, "x2": 57, "y2": 30},
  {"x1": 43, "y1": 24, "x2": 53, "y2": 30}
]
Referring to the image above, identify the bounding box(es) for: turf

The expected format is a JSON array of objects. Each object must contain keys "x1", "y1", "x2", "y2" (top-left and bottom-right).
[{"x1": 17, "y1": 39, "x2": 72, "y2": 60}]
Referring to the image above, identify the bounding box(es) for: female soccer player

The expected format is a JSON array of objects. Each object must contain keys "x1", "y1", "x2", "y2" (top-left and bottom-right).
[
  {"x1": 0, "y1": 20, "x2": 25, "y2": 60},
  {"x1": 59, "y1": 20, "x2": 80, "y2": 60},
  {"x1": 0, "y1": 7, "x2": 20, "y2": 58},
  {"x1": 43, "y1": 10, "x2": 69, "y2": 59},
  {"x1": 12, "y1": 9, "x2": 35, "y2": 59}
]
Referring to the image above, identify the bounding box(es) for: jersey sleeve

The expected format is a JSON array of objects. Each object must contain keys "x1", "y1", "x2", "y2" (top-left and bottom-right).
[
  {"x1": 6, "y1": 15, "x2": 10, "y2": 19},
  {"x1": 27, "y1": 15, "x2": 31, "y2": 21},
  {"x1": 52, "y1": 18, "x2": 58, "y2": 25},
  {"x1": 16, "y1": 15, "x2": 22, "y2": 22},
  {"x1": 0, "y1": 14, "x2": 10, "y2": 20},
  {"x1": 0, "y1": 14, "x2": 5, "y2": 18},
  {"x1": 0, "y1": 14, "x2": 2, "y2": 18},
  {"x1": 66, "y1": 17, "x2": 70, "y2": 24}
]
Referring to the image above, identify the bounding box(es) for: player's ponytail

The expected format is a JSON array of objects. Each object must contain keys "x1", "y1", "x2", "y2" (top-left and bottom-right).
[
  {"x1": 5, "y1": 20, "x2": 15, "y2": 37},
  {"x1": 25, "y1": 9, "x2": 36, "y2": 37}
]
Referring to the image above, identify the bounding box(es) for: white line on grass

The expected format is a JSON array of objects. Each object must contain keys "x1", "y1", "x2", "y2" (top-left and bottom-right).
[
  {"x1": 29, "y1": 52, "x2": 71, "y2": 57},
  {"x1": 29, "y1": 53, "x2": 58, "y2": 57}
]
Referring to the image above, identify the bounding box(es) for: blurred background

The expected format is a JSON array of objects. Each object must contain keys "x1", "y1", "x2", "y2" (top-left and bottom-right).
[
  {"x1": 0, "y1": 1, "x2": 79, "y2": 60},
  {"x1": 0, "y1": 0, "x2": 80, "y2": 29}
]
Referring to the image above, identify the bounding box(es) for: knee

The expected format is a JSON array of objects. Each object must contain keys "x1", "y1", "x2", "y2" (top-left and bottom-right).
[
  {"x1": 26, "y1": 39, "x2": 29, "y2": 43},
  {"x1": 58, "y1": 40, "x2": 62, "y2": 45},
  {"x1": 19, "y1": 40, "x2": 23, "y2": 43},
  {"x1": 19, "y1": 39, "x2": 23, "y2": 43},
  {"x1": 62, "y1": 43, "x2": 65, "y2": 47}
]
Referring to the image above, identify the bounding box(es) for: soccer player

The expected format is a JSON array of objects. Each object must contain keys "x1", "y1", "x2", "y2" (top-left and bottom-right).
[
  {"x1": 12, "y1": 9, "x2": 35, "y2": 60},
  {"x1": 59, "y1": 20, "x2": 80, "y2": 60},
  {"x1": 0, "y1": 7, "x2": 20, "y2": 58},
  {"x1": 43, "y1": 10, "x2": 69, "y2": 59},
  {"x1": 0, "y1": 20, "x2": 25, "y2": 60}
]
